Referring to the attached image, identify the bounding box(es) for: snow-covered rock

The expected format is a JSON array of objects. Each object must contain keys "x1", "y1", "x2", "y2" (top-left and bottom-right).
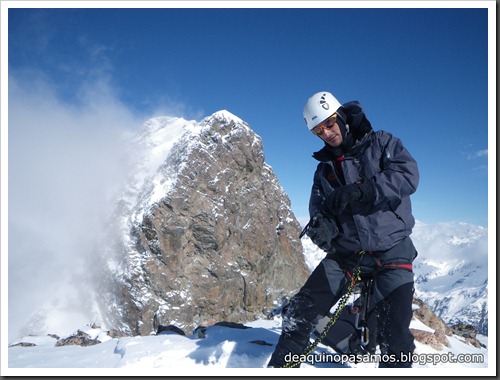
[{"x1": 97, "y1": 110, "x2": 309, "y2": 335}]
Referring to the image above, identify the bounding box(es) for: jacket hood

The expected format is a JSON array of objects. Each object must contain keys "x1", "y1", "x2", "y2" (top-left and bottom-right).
[{"x1": 342, "y1": 100, "x2": 373, "y2": 141}]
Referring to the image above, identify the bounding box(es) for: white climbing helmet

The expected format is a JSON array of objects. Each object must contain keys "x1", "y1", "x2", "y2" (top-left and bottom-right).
[{"x1": 303, "y1": 91, "x2": 342, "y2": 131}]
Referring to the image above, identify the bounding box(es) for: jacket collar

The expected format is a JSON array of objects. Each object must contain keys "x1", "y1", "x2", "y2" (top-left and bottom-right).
[{"x1": 312, "y1": 131, "x2": 374, "y2": 162}]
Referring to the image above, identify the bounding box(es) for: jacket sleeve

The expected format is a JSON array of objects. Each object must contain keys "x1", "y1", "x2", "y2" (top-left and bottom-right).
[
  {"x1": 371, "y1": 132, "x2": 419, "y2": 206},
  {"x1": 308, "y1": 166, "x2": 326, "y2": 217}
]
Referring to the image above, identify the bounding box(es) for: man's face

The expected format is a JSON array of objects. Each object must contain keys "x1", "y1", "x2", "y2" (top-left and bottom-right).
[{"x1": 311, "y1": 114, "x2": 343, "y2": 147}]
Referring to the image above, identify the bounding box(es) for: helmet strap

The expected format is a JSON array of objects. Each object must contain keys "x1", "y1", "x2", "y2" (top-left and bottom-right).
[
  {"x1": 336, "y1": 108, "x2": 349, "y2": 138},
  {"x1": 338, "y1": 118, "x2": 349, "y2": 140}
]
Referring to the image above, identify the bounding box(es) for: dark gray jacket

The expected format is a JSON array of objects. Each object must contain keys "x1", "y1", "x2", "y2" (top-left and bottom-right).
[{"x1": 309, "y1": 104, "x2": 419, "y2": 252}]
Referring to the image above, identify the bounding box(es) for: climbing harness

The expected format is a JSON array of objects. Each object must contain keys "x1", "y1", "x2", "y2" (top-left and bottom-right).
[{"x1": 283, "y1": 251, "x2": 366, "y2": 368}]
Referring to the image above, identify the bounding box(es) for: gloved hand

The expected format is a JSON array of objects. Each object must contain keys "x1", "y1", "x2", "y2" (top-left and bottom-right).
[
  {"x1": 326, "y1": 180, "x2": 375, "y2": 215},
  {"x1": 304, "y1": 212, "x2": 337, "y2": 253}
]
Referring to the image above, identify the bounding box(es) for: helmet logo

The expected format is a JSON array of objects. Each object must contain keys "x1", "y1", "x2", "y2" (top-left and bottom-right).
[{"x1": 320, "y1": 94, "x2": 329, "y2": 110}]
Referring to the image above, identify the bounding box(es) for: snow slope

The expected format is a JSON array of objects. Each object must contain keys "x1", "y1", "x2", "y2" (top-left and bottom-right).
[{"x1": 6, "y1": 318, "x2": 491, "y2": 376}]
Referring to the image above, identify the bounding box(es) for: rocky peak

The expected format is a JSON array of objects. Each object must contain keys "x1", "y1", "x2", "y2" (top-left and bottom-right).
[
  {"x1": 103, "y1": 111, "x2": 310, "y2": 336},
  {"x1": 201, "y1": 109, "x2": 246, "y2": 126}
]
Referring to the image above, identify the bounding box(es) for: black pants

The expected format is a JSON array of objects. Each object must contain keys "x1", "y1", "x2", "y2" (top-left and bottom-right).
[{"x1": 268, "y1": 237, "x2": 417, "y2": 368}]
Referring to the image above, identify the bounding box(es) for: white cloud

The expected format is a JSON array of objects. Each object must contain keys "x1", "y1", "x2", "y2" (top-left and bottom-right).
[
  {"x1": 7, "y1": 73, "x2": 143, "y2": 339},
  {"x1": 411, "y1": 220, "x2": 488, "y2": 268},
  {"x1": 468, "y1": 149, "x2": 488, "y2": 159}
]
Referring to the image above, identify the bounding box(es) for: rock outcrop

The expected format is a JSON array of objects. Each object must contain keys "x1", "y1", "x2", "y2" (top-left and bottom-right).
[
  {"x1": 411, "y1": 298, "x2": 485, "y2": 350},
  {"x1": 411, "y1": 297, "x2": 452, "y2": 350},
  {"x1": 104, "y1": 111, "x2": 310, "y2": 335}
]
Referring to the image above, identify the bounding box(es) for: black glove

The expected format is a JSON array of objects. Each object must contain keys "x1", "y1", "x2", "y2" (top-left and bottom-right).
[
  {"x1": 303, "y1": 212, "x2": 337, "y2": 253},
  {"x1": 326, "y1": 180, "x2": 375, "y2": 215}
]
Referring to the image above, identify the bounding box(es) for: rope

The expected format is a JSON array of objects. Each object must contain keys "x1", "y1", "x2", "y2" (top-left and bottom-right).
[{"x1": 283, "y1": 251, "x2": 365, "y2": 368}]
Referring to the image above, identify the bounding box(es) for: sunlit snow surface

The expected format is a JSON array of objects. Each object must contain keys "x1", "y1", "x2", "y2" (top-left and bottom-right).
[{"x1": 7, "y1": 318, "x2": 490, "y2": 375}]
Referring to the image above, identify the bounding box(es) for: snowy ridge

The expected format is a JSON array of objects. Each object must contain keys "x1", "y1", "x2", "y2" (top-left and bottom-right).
[
  {"x1": 121, "y1": 109, "x2": 262, "y2": 230},
  {"x1": 201, "y1": 109, "x2": 246, "y2": 126},
  {"x1": 126, "y1": 109, "x2": 252, "y2": 224},
  {"x1": 124, "y1": 116, "x2": 200, "y2": 223},
  {"x1": 7, "y1": 319, "x2": 489, "y2": 373}
]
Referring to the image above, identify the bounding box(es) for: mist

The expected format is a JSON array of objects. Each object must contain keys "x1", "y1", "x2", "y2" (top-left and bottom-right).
[{"x1": 7, "y1": 74, "x2": 144, "y2": 340}]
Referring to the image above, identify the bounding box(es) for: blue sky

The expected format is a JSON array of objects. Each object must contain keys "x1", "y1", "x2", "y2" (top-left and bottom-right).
[{"x1": 5, "y1": 2, "x2": 493, "y2": 227}]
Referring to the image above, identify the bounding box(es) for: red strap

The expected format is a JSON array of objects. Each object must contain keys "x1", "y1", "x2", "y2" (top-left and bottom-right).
[
  {"x1": 345, "y1": 271, "x2": 357, "y2": 285},
  {"x1": 383, "y1": 263, "x2": 413, "y2": 271}
]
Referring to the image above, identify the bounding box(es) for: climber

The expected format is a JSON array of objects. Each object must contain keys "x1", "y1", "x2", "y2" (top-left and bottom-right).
[{"x1": 268, "y1": 91, "x2": 419, "y2": 368}]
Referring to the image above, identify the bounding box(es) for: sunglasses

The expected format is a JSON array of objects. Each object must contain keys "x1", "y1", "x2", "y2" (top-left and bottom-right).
[{"x1": 311, "y1": 114, "x2": 338, "y2": 136}]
